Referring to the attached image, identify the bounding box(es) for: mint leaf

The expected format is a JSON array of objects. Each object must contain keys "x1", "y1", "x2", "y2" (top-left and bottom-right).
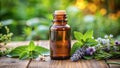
[
  {"x1": 85, "y1": 38, "x2": 98, "y2": 46},
  {"x1": 7, "y1": 46, "x2": 27, "y2": 57},
  {"x1": 74, "y1": 31, "x2": 83, "y2": 41},
  {"x1": 35, "y1": 46, "x2": 50, "y2": 55},
  {"x1": 83, "y1": 30, "x2": 93, "y2": 41},
  {"x1": 27, "y1": 41, "x2": 35, "y2": 51},
  {"x1": 19, "y1": 51, "x2": 29, "y2": 60},
  {"x1": 71, "y1": 41, "x2": 83, "y2": 55},
  {"x1": 7, "y1": 41, "x2": 50, "y2": 60},
  {"x1": 30, "y1": 50, "x2": 40, "y2": 58}
]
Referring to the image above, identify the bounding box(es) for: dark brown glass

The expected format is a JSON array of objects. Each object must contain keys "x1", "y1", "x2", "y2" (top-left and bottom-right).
[{"x1": 50, "y1": 10, "x2": 71, "y2": 60}]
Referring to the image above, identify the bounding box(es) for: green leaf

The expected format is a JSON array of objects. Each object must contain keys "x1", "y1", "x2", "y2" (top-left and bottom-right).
[
  {"x1": 83, "y1": 30, "x2": 93, "y2": 41},
  {"x1": 107, "y1": 62, "x2": 120, "y2": 65},
  {"x1": 27, "y1": 41, "x2": 35, "y2": 51},
  {"x1": 95, "y1": 51, "x2": 112, "y2": 60},
  {"x1": 19, "y1": 51, "x2": 29, "y2": 60},
  {"x1": 83, "y1": 55, "x2": 93, "y2": 60},
  {"x1": 110, "y1": 51, "x2": 120, "y2": 58},
  {"x1": 30, "y1": 50, "x2": 40, "y2": 58},
  {"x1": 35, "y1": 46, "x2": 50, "y2": 55},
  {"x1": 85, "y1": 38, "x2": 98, "y2": 46},
  {"x1": 74, "y1": 31, "x2": 83, "y2": 41},
  {"x1": 0, "y1": 51, "x2": 2, "y2": 57},
  {"x1": 71, "y1": 41, "x2": 83, "y2": 55},
  {"x1": 7, "y1": 41, "x2": 50, "y2": 60},
  {"x1": 7, "y1": 46, "x2": 27, "y2": 57}
]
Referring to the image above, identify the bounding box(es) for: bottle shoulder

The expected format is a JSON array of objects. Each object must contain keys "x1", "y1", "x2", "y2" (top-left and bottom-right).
[{"x1": 50, "y1": 24, "x2": 71, "y2": 30}]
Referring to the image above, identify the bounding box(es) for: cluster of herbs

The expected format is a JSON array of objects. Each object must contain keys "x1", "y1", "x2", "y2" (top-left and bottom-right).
[
  {"x1": 0, "y1": 23, "x2": 13, "y2": 56},
  {"x1": 94, "y1": 35, "x2": 120, "y2": 60},
  {"x1": 71, "y1": 30, "x2": 120, "y2": 61},
  {"x1": 0, "y1": 23, "x2": 49, "y2": 59},
  {"x1": 0, "y1": 48, "x2": 11, "y2": 57},
  {"x1": 0, "y1": 23, "x2": 13, "y2": 46},
  {"x1": 7, "y1": 41, "x2": 49, "y2": 60}
]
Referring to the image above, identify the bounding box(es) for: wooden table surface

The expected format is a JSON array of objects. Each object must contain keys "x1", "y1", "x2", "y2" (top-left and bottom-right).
[{"x1": 0, "y1": 41, "x2": 120, "y2": 68}]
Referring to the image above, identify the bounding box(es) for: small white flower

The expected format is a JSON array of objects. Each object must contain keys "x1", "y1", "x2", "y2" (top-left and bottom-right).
[
  {"x1": 106, "y1": 43, "x2": 110, "y2": 50},
  {"x1": 101, "y1": 39, "x2": 107, "y2": 45},
  {"x1": 106, "y1": 39, "x2": 110, "y2": 44},
  {"x1": 96, "y1": 37, "x2": 102, "y2": 42},
  {"x1": 110, "y1": 34, "x2": 113, "y2": 38},
  {"x1": 104, "y1": 35, "x2": 108, "y2": 38}
]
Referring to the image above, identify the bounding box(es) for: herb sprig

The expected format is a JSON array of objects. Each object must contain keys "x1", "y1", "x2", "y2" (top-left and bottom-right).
[
  {"x1": 71, "y1": 30, "x2": 120, "y2": 61},
  {"x1": 7, "y1": 41, "x2": 49, "y2": 60},
  {"x1": 71, "y1": 30, "x2": 98, "y2": 55},
  {"x1": 0, "y1": 23, "x2": 13, "y2": 46}
]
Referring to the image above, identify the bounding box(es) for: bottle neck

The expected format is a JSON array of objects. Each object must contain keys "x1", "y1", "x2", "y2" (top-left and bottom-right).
[{"x1": 53, "y1": 14, "x2": 67, "y2": 25}]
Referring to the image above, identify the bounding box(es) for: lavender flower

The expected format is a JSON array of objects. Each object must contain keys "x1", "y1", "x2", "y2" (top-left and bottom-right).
[
  {"x1": 85, "y1": 47, "x2": 96, "y2": 55},
  {"x1": 115, "y1": 40, "x2": 120, "y2": 46}
]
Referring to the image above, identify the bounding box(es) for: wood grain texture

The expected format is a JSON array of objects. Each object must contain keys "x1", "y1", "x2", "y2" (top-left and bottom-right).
[
  {"x1": 1, "y1": 41, "x2": 119, "y2": 68},
  {"x1": 107, "y1": 59, "x2": 120, "y2": 68},
  {"x1": 0, "y1": 57, "x2": 29, "y2": 68},
  {"x1": 29, "y1": 57, "x2": 108, "y2": 68}
]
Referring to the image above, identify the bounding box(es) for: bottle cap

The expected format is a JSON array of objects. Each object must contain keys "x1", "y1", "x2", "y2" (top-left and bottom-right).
[{"x1": 54, "y1": 10, "x2": 66, "y2": 15}]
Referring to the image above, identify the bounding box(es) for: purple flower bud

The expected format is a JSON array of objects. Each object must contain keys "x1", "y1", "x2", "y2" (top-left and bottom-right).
[
  {"x1": 85, "y1": 47, "x2": 96, "y2": 55},
  {"x1": 115, "y1": 40, "x2": 120, "y2": 46}
]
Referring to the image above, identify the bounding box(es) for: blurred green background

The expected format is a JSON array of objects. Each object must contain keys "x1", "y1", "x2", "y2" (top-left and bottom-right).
[{"x1": 0, "y1": 0, "x2": 120, "y2": 41}]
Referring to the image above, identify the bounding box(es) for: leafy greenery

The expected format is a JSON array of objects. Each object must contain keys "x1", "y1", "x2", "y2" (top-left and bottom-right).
[
  {"x1": 83, "y1": 55, "x2": 94, "y2": 60},
  {"x1": 71, "y1": 42, "x2": 83, "y2": 55},
  {"x1": 107, "y1": 62, "x2": 120, "y2": 65},
  {"x1": 0, "y1": 23, "x2": 13, "y2": 45},
  {"x1": 71, "y1": 30, "x2": 98, "y2": 55},
  {"x1": 71, "y1": 30, "x2": 120, "y2": 60},
  {"x1": 7, "y1": 46, "x2": 27, "y2": 57},
  {"x1": 7, "y1": 41, "x2": 49, "y2": 60},
  {"x1": 94, "y1": 50, "x2": 112, "y2": 60},
  {"x1": 0, "y1": 23, "x2": 13, "y2": 56},
  {"x1": 0, "y1": 48, "x2": 11, "y2": 57}
]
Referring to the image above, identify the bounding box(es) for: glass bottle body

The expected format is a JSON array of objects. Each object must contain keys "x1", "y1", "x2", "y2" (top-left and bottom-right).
[{"x1": 50, "y1": 23, "x2": 71, "y2": 60}]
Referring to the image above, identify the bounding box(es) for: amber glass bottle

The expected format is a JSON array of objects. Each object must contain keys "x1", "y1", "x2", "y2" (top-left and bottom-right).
[{"x1": 50, "y1": 10, "x2": 71, "y2": 60}]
